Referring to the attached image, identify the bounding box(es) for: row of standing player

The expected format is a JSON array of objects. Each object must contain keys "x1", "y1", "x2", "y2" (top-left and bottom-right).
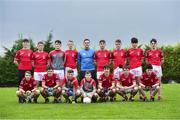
[
  {"x1": 16, "y1": 63, "x2": 160, "y2": 103},
  {"x1": 14, "y1": 37, "x2": 163, "y2": 102}
]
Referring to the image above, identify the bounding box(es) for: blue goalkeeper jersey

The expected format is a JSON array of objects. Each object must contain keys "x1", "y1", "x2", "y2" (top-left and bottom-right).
[{"x1": 77, "y1": 48, "x2": 95, "y2": 71}]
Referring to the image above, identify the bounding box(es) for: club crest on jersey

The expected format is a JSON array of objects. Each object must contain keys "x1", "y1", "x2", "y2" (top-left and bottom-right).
[{"x1": 20, "y1": 52, "x2": 24, "y2": 56}]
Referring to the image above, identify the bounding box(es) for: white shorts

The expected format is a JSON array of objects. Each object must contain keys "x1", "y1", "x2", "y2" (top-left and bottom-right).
[
  {"x1": 54, "y1": 70, "x2": 64, "y2": 80},
  {"x1": 130, "y1": 66, "x2": 142, "y2": 77},
  {"x1": 152, "y1": 65, "x2": 162, "y2": 77},
  {"x1": 65, "y1": 67, "x2": 78, "y2": 77},
  {"x1": 97, "y1": 71, "x2": 104, "y2": 80},
  {"x1": 113, "y1": 67, "x2": 123, "y2": 79},
  {"x1": 34, "y1": 72, "x2": 46, "y2": 81}
]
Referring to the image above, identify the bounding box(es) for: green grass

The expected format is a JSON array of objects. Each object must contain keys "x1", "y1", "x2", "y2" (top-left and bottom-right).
[{"x1": 0, "y1": 84, "x2": 180, "y2": 119}]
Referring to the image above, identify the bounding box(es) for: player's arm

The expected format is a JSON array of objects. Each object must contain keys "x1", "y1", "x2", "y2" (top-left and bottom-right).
[
  {"x1": 116, "y1": 80, "x2": 124, "y2": 89},
  {"x1": 145, "y1": 51, "x2": 149, "y2": 64},
  {"x1": 80, "y1": 80, "x2": 86, "y2": 95},
  {"x1": 91, "y1": 81, "x2": 97, "y2": 96},
  {"x1": 152, "y1": 75, "x2": 160, "y2": 88},
  {"x1": 54, "y1": 80, "x2": 60, "y2": 89},
  {"x1": 139, "y1": 76, "x2": 145, "y2": 88},
  {"x1": 19, "y1": 85, "x2": 25, "y2": 93},
  {"x1": 77, "y1": 52, "x2": 81, "y2": 66},
  {"x1": 31, "y1": 81, "x2": 38, "y2": 92},
  {"x1": 160, "y1": 51, "x2": 164, "y2": 65},
  {"x1": 127, "y1": 80, "x2": 136, "y2": 89},
  {"x1": 61, "y1": 80, "x2": 68, "y2": 91},
  {"x1": 14, "y1": 51, "x2": 19, "y2": 66},
  {"x1": 42, "y1": 81, "x2": 48, "y2": 89},
  {"x1": 93, "y1": 52, "x2": 97, "y2": 65},
  {"x1": 110, "y1": 81, "x2": 115, "y2": 89},
  {"x1": 63, "y1": 52, "x2": 66, "y2": 66},
  {"x1": 98, "y1": 81, "x2": 103, "y2": 89}
]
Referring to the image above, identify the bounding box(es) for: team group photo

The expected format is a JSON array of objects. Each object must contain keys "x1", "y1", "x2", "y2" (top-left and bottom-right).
[{"x1": 0, "y1": 0, "x2": 179, "y2": 119}]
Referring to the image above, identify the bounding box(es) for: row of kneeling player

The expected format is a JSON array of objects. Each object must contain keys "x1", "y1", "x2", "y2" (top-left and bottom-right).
[{"x1": 16, "y1": 64, "x2": 160, "y2": 103}]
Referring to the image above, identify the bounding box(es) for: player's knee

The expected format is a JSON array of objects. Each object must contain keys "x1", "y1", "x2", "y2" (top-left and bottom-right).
[
  {"x1": 133, "y1": 86, "x2": 138, "y2": 91},
  {"x1": 34, "y1": 90, "x2": 40, "y2": 95},
  {"x1": 112, "y1": 88, "x2": 116, "y2": 93},
  {"x1": 97, "y1": 89, "x2": 101, "y2": 93},
  {"x1": 94, "y1": 93, "x2": 98, "y2": 98},
  {"x1": 76, "y1": 89, "x2": 81, "y2": 95},
  {"x1": 116, "y1": 88, "x2": 120, "y2": 92},
  {"x1": 16, "y1": 91, "x2": 21, "y2": 96},
  {"x1": 62, "y1": 90, "x2": 66, "y2": 95},
  {"x1": 40, "y1": 87, "x2": 44, "y2": 93},
  {"x1": 156, "y1": 86, "x2": 160, "y2": 90}
]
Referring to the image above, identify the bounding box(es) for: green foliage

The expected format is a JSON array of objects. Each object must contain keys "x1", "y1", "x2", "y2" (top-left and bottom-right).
[
  {"x1": 0, "y1": 57, "x2": 18, "y2": 86},
  {"x1": 44, "y1": 32, "x2": 54, "y2": 53},
  {"x1": 162, "y1": 44, "x2": 180, "y2": 83}
]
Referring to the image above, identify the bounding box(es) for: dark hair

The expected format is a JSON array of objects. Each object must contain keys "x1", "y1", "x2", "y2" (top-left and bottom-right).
[
  {"x1": 150, "y1": 39, "x2": 157, "y2": 44},
  {"x1": 25, "y1": 71, "x2": 31, "y2": 75},
  {"x1": 99, "y1": 40, "x2": 106, "y2": 44},
  {"x1": 22, "y1": 39, "x2": 29, "y2": 43},
  {"x1": 68, "y1": 40, "x2": 74, "y2": 43},
  {"x1": 103, "y1": 65, "x2": 111, "y2": 70},
  {"x1": 146, "y1": 64, "x2": 153, "y2": 69},
  {"x1": 67, "y1": 69, "x2": 74, "y2": 73},
  {"x1": 115, "y1": 39, "x2": 121, "y2": 43},
  {"x1": 118, "y1": 64, "x2": 123, "y2": 68},
  {"x1": 37, "y1": 41, "x2": 44, "y2": 45},
  {"x1": 131, "y1": 37, "x2": 138, "y2": 43},
  {"x1": 123, "y1": 65, "x2": 130, "y2": 70},
  {"x1": 85, "y1": 71, "x2": 91, "y2": 75},
  {"x1": 84, "y1": 39, "x2": 90, "y2": 42},
  {"x1": 55, "y1": 40, "x2": 61, "y2": 44},
  {"x1": 46, "y1": 66, "x2": 53, "y2": 71}
]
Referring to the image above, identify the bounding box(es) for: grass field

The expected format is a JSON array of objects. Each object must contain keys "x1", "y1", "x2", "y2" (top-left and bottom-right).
[{"x1": 0, "y1": 84, "x2": 180, "y2": 119}]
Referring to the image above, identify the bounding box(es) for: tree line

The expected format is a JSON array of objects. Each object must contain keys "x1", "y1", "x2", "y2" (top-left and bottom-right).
[{"x1": 0, "y1": 33, "x2": 179, "y2": 86}]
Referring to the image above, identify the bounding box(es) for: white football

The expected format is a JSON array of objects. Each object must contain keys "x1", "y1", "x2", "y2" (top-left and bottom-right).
[{"x1": 83, "y1": 97, "x2": 91, "y2": 104}]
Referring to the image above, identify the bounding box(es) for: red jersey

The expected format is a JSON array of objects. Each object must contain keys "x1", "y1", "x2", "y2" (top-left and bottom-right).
[
  {"x1": 119, "y1": 72, "x2": 135, "y2": 87},
  {"x1": 80, "y1": 78, "x2": 96, "y2": 92},
  {"x1": 111, "y1": 49, "x2": 127, "y2": 69},
  {"x1": 49, "y1": 50, "x2": 65, "y2": 70},
  {"x1": 14, "y1": 49, "x2": 33, "y2": 70},
  {"x1": 61, "y1": 77, "x2": 79, "y2": 90},
  {"x1": 19, "y1": 77, "x2": 37, "y2": 91},
  {"x1": 94, "y1": 50, "x2": 111, "y2": 71},
  {"x1": 127, "y1": 48, "x2": 144, "y2": 69},
  {"x1": 141, "y1": 72, "x2": 159, "y2": 86},
  {"x1": 32, "y1": 51, "x2": 49, "y2": 72},
  {"x1": 99, "y1": 73, "x2": 114, "y2": 88},
  {"x1": 146, "y1": 49, "x2": 163, "y2": 66},
  {"x1": 42, "y1": 73, "x2": 60, "y2": 87},
  {"x1": 64, "y1": 50, "x2": 78, "y2": 69}
]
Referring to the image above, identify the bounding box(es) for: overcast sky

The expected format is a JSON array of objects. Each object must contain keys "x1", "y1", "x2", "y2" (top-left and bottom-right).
[{"x1": 0, "y1": 0, "x2": 180, "y2": 55}]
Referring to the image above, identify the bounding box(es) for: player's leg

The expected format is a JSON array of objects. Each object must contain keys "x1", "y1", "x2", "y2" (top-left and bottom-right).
[
  {"x1": 73, "y1": 89, "x2": 81, "y2": 103},
  {"x1": 91, "y1": 70, "x2": 98, "y2": 88},
  {"x1": 16, "y1": 90, "x2": 26, "y2": 103},
  {"x1": 129, "y1": 87, "x2": 138, "y2": 101},
  {"x1": 91, "y1": 93, "x2": 98, "y2": 103},
  {"x1": 139, "y1": 86, "x2": 148, "y2": 101},
  {"x1": 53, "y1": 87, "x2": 61, "y2": 103},
  {"x1": 152, "y1": 65, "x2": 162, "y2": 100},
  {"x1": 150, "y1": 86, "x2": 160, "y2": 101},
  {"x1": 32, "y1": 89, "x2": 40, "y2": 103},
  {"x1": 116, "y1": 88, "x2": 128, "y2": 101},
  {"x1": 40, "y1": 88, "x2": 50, "y2": 103},
  {"x1": 97, "y1": 88, "x2": 105, "y2": 102},
  {"x1": 109, "y1": 88, "x2": 116, "y2": 102}
]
